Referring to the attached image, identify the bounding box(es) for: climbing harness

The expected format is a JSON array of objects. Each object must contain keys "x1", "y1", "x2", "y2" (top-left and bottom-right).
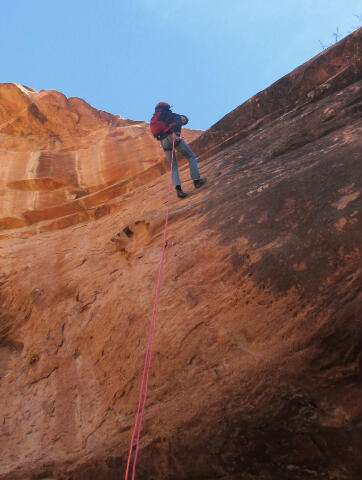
[{"x1": 124, "y1": 133, "x2": 176, "y2": 480}]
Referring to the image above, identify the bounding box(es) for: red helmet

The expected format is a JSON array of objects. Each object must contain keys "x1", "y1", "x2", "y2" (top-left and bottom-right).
[{"x1": 155, "y1": 102, "x2": 171, "y2": 110}]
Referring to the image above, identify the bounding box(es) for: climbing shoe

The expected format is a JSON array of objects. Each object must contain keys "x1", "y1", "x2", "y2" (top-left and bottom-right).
[
  {"x1": 194, "y1": 178, "x2": 207, "y2": 188},
  {"x1": 176, "y1": 185, "x2": 187, "y2": 199}
]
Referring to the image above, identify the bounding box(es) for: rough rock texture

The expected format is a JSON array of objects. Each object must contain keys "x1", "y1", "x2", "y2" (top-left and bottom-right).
[
  {"x1": 0, "y1": 84, "x2": 201, "y2": 232},
  {"x1": 191, "y1": 26, "x2": 361, "y2": 164},
  {"x1": 0, "y1": 29, "x2": 361, "y2": 480}
]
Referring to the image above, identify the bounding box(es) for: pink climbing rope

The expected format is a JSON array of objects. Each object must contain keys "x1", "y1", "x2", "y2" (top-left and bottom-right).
[{"x1": 124, "y1": 134, "x2": 176, "y2": 480}]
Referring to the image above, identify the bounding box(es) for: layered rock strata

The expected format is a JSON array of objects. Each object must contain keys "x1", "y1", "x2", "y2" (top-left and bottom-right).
[
  {"x1": 0, "y1": 84, "x2": 201, "y2": 233},
  {"x1": 0, "y1": 29, "x2": 361, "y2": 480}
]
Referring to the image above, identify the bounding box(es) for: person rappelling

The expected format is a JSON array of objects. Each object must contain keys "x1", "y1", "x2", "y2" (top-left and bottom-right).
[{"x1": 150, "y1": 102, "x2": 206, "y2": 198}]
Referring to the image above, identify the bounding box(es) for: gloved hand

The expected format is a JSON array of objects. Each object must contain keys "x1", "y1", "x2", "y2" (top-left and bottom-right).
[{"x1": 174, "y1": 134, "x2": 181, "y2": 146}]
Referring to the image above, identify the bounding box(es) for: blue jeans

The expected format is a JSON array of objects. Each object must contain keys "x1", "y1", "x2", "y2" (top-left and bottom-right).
[{"x1": 161, "y1": 134, "x2": 200, "y2": 187}]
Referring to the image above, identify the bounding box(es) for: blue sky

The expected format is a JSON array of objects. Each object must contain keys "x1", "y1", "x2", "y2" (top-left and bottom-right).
[{"x1": 1, "y1": 0, "x2": 361, "y2": 130}]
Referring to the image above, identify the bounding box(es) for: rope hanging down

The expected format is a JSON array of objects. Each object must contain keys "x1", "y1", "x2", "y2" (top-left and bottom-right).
[{"x1": 124, "y1": 134, "x2": 176, "y2": 480}]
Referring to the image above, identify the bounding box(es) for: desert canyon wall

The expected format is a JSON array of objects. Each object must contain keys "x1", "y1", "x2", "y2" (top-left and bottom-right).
[
  {"x1": 0, "y1": 84, "x2": 200, "y2": 233},
  {"x1": 0, "y1": 29, "x2": 361, "y2": 480}
]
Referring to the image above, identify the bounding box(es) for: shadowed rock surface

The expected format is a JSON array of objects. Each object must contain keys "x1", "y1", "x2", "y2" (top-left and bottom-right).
[{"x1": 0, "y1": 29, "x2": 361, "y2": 480}]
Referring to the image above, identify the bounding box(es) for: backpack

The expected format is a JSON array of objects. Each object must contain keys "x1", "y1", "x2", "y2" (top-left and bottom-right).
[{"x1": 150, "y1": 108, "x2": 174, "y2": 139}]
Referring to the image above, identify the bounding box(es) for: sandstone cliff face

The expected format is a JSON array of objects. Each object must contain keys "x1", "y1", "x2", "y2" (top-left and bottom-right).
[
  {"x1": 0, "y1": 29, "x2": 361, "y2": 480},
  {"x1": 0, "y1": 84, "x2": 201, "y2": 232}
]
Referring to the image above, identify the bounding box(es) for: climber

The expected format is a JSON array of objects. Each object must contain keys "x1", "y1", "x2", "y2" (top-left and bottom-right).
[{"x1": 150, "y1": 102, "x2": 206, "y2": 198}]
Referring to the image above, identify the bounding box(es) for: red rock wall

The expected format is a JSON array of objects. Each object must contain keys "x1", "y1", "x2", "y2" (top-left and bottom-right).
[
  {"x1": 190, "y1": 28, "x2": 362, "y2": 160},
  {"x1": 0, "y1": 84, "x2": 201, "y2": 232},
  {"x1": 0, "y1": 30, "x2": 360, "y2": 480}
]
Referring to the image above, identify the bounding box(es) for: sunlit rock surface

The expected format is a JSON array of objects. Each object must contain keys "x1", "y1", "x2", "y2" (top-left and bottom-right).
[
  {"x1": 0, "y1": 84, "x2": 201, "y2": 232},
  {"x1": 0, "y1": 29, "x2": 361, "y2": 480}
]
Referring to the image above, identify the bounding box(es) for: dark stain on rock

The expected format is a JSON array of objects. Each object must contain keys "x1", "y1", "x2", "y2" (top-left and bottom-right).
[
  {"x1": 37, "y1": 151, "x2": 79, "y2": 188},
  {"x1": 230, "y1": 246, "x2": 250, "y2": 271},
  {"x1": 94, "y1": 205, "x2": 109, "y2": 220},
  {"x1": 123, "y1": 226, "x2": 133, "y2": 238},
  {"x1": 28, "y1": 103, "x2": 47, "y2": 124}
]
